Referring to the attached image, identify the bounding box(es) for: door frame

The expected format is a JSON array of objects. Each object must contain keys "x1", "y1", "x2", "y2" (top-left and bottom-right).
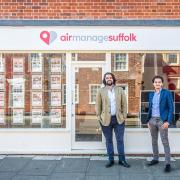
[{"x1": 71, "y1": 61, "x2": 107, "y2": 150}]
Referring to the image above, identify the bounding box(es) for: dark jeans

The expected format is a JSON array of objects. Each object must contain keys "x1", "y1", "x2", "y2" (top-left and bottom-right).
[{"x1": 101, "y1": 116, "x2": 125, "y2": 162}]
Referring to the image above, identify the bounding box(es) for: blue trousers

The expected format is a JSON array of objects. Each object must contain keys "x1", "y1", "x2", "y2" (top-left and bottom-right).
[{"x1": 101, "y1": 116, "x2": 125, "y2": 162}]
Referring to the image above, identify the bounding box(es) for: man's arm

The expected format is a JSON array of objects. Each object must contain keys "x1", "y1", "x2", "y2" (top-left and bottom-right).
[
  {"x1": 167, "y1": 90, "x2": 174, "y2": 124},
  {"x1": 121, "y1": 89, "x2": 127, "y2": 119},
  {"x1": 95, "y1": 89, "x2": 102, "y2": 117}
]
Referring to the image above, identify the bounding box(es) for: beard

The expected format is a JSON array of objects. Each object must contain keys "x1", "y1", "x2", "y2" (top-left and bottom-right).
[{"x1": 106, "y1": 80, "x2": 113, "y2": 86}]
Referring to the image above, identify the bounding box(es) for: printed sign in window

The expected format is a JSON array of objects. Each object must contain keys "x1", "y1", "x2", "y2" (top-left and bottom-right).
[
  {"x1": 0, "y1": 109, "x2": 5, "y2": 124},
  {"x1": 0, "y1": 92, "x2": 5, "y2": 107},
  {"x1": 51, "y1": 92, "x2": 61, "y2": 106},
  {"x1": 51, "y1": 75, "x2": 61, "y2": 89},
  {"x1": 13, "y1": 109, "x2": 24, "y2": 124},
  {"x1": 32, "y1": 75, "x2": 43, "y2": 90},
  {"x1": 51, "y1": 58, "x2": 61, "y2": 73},
  {"x1": 32, "y1": 109, "x2": 42, "y2": 124},
  {"x1": 31, "y1": 57, "x2": 43, "y2": 72},
  {"x1": 0, "y1": 75, "x2": 4, "y2": 91},
  {"x1": 50, "y1": 109, "x2": 61, "y2": 124},
  {"x1": 32, "y1": 92, "x2": 43, "y2": 107},
  {"x1": 13, "y1": 57, "x2": 24, "y2": 73},
  {"x1": 0, "y1": 57, "x2": 4, "y2": 73}
]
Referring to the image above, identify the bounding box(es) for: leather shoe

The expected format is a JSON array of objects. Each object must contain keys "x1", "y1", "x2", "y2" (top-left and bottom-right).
[
  {"x1": 147, "y1": 160, "x2": 159, "y2": 166},
  {"x1": 164, "y1": 164, "x2": 171, "y2": 172},
  {"x1": 105, "y1": 161, "x2": 114, "y2": 168},
  {"x1": 118, "y1": 160, "x2": 130, "y2": 168}
]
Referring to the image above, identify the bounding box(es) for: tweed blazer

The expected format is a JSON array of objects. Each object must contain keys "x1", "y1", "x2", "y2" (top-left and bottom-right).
[{"x1": 95, "y1": 86, "x2": 127, "y2": 126}]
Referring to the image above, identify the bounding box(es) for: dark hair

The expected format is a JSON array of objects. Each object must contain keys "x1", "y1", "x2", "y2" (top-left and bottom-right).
[
  {"x1": 152, "y1": 75, "x2": 164, "y2": 83},
  {"x1": 103, "y1": 72, "x2": 116, "y2": 86}
]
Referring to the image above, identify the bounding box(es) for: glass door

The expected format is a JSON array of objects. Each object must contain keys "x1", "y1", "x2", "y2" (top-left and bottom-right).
[{"x1": 71, "y1": 62, "x2": 105, "y2": 149}]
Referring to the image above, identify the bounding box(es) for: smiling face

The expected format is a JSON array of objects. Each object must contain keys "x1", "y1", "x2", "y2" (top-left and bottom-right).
[
  {"x1": 153, "y1": 78, "x2": 163, "y2": 90},
  {"x1": 105, "y1": 74, "x2": 114, "y2": 86}
]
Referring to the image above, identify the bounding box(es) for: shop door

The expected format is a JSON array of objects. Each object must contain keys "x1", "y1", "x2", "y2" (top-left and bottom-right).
[{"x1": 71, "y1": 62, "x2": 105, "y2": 149}]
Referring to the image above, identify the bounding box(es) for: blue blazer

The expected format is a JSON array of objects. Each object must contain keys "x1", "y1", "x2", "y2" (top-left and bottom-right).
[{"x1": 147, "y1": 88, "x2": 174, "y2": 124}]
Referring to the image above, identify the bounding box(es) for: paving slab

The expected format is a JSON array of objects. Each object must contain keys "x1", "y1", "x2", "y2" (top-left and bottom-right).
[
  {"x1": 0, "y1": 157, "x2": 31, "y2": 172},
  {"x1": 119, "y1": 159, "x2": 150, "y2": 174},
  {"x1": 12, "y1": 175, "x2": 48, "y2": 180},
  {"x1": 148, "y1": 161, "x2": 180, "y2": 176},
  {"x1": 0, "y1": 172, "x2": 16, "y2": 180},
  {"x1": 18, "y1": 160, "x2": 56, "y2": 176},
  {"x1": 50, "y1": 173, "x2": 85, "y2": 180},
  {"x1": 154, "y1": 177, "x2": 180, "y2": 180},
  {"x1": 85, "y1": 175, "x2": 119, "y2": 180},
  {"x1": 86, "y1": 160, "x2": 119, "y2": 176},
  {"x1": 120, "y1": 173, "x2": 153, "y2": 180},
  {"x1": 54, "y1": 158, "x2": 89, "y2": 173}
]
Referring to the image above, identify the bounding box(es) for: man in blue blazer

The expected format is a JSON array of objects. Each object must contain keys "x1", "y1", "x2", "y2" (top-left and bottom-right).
[{"x1": 147, "y1": 75, "x2": 174, "y2": 172}]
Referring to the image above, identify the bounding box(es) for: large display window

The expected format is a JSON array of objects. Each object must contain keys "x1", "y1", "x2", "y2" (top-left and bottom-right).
[
  {"x1": 0, "y1": 53, "x2": 66, "y2": 128},
  {"x1": 0, "y1": 52, "x2": 179, "y2": 129}
]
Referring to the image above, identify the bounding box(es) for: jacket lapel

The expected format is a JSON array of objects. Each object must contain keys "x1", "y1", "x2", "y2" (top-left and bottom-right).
[{"x1": 159, "y1": 88, "x2": 164, "y2": 103}]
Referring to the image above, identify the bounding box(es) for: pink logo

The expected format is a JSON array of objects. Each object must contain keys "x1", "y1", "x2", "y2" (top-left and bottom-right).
[{"x1": 40, "y1": 31, "x2": 57, "y2": 45}]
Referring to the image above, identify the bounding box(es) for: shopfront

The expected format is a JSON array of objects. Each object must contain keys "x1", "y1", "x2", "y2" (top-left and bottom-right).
[{"x1": 0, "y1": 26, "x2": 179, "y2": 154}]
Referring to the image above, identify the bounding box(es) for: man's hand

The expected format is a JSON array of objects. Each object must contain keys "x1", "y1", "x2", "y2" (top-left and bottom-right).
[{"x1": 162, "y1": 122, "x2": 169, "y2": 129}]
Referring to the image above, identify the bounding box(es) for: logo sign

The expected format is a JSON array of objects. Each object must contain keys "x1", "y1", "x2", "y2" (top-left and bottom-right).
[{"x1": 40, "y1": 31, "x2": 57, "y2": 45}]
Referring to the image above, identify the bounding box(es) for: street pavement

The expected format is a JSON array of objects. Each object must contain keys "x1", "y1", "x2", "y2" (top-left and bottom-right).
[{"x1": 0, "y1": 155, "x2": 180, "y2": 180}]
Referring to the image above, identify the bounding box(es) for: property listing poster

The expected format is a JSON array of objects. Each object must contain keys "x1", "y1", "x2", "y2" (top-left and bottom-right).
[
  {"x1": 51, "y1": 92, "x2": 61, "y2": 106},
  {"x1": 0, "y1": 109, "x2": 4, "y2": 124},
  {"x1": 32, "y1": 92, "x2": 43, "y2": 106},
  {"x1": 0, "y1": 57, "x2": 4, "y2": 72},
  {"x1": 12, "y1": 76, "x2": 25, "y2": 108},
  {"x1": 13, "y1": 93, "x2": 24, "y2": 108},
  {"x1": 13, "y1": 109, "x2": 24, "y2": 124},
  {"x1": 32, "y1": 109, "x2": 42, "y2": 124},
  {"x1": 50, "y1": 109, "x2": 61, "y2": 124},
  {"x1": 51, "y1": 75, "x2": 61, "y2": 89},
  {"x1": 13, "y1": 57, "x2": 24, "y2": 73},
  {"x1": 0, "y1": 75, "x2": 4, "y2": 91},
  {"x1": 32, "y1": 75, "x2": 43, "y2": 89},
  {"x1": 31, "y1": 57, "x2": 43, "y2": 72},
  {"x1": 0, "y1": 92, "x2": 4, "y2": 107},
  {"x1": 51, "y1": 58, "x2": 61, "y2": 73}
]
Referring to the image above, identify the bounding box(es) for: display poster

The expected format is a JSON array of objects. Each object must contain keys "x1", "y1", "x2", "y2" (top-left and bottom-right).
[
  {"x1": 31, "y1": 58, "x2": 43, "y2": 72},
  {"x1": 12, "y1": 76, "x2": 24, "y2": 108},
  {"x1": 51, "y1": 58, "x2": 61, "y2": 73},
  {"x1": 32, "y1": 75, "x2": 42, "y2": 89},
  {"x1": 0, "y1": 109, "x2": 5, "y2": 124},
  {"x1": 32, "y1": 109, "x2": 42, "y2": 124},
  {"x1": 50, "y1": 109, "x2": 61, "y2": 124},
  {"x1": 51, "y1": 92, "x2": 61, "y2": 106},
  {"x1": 0, "y1": 57, "x2": 4, "y2": 72},
  {"x1": 51, "y1": 75, "x2": 61, "y2": 89},
  {"x1": 32, "y1": 92, "x2": 42, "y2": 106},
  {"x1": 13, "y1": 57, "x2": 24, "y2": 73},
  {"x1": 0, "y1": 92, "x2": 4, "y2": 107},
  {"x1": 13, "y1": 109, "x2": 24, "y2": 124},
  {"x1": 13, "y1": 93, "x2": 24, "y2": 108},
  {"x1": 0, "y1": 75, "x2": 4, "y2": 90}
]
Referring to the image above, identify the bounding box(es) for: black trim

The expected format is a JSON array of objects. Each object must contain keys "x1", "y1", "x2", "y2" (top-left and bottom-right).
[{"x1": 1, "y1": 20, "x2": 180, "y2": 26}]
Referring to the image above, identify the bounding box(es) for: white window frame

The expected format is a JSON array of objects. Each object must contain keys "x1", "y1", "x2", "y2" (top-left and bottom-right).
[
  {"x1": 114, "y1": 53, "x2": 128, "y2": 71},
  {"x1": 62, "y1": 84, "x2": 79, "y2": 105},
  {"x1": 165, "y1": 53, "x2": 179, "y2": 65},
  {"x1": 89, "y1": 84, "x2": 101, "y2": 104}
]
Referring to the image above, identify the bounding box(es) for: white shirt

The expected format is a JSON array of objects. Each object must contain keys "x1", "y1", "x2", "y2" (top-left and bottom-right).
[{"x1": 108, "y1": 87, "x2": 116, "y2": 116}]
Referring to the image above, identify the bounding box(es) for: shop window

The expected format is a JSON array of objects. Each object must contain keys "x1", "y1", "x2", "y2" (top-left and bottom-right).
[
  {"x1": 114, "y1": 53, "x2": 128, "y2": 71},
  {"x1": 89, "y1": 84, "x2": 101, "y2": 104},
  {"x1": 0, "y1": 53, "x2": 66, "y2": 128}
]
